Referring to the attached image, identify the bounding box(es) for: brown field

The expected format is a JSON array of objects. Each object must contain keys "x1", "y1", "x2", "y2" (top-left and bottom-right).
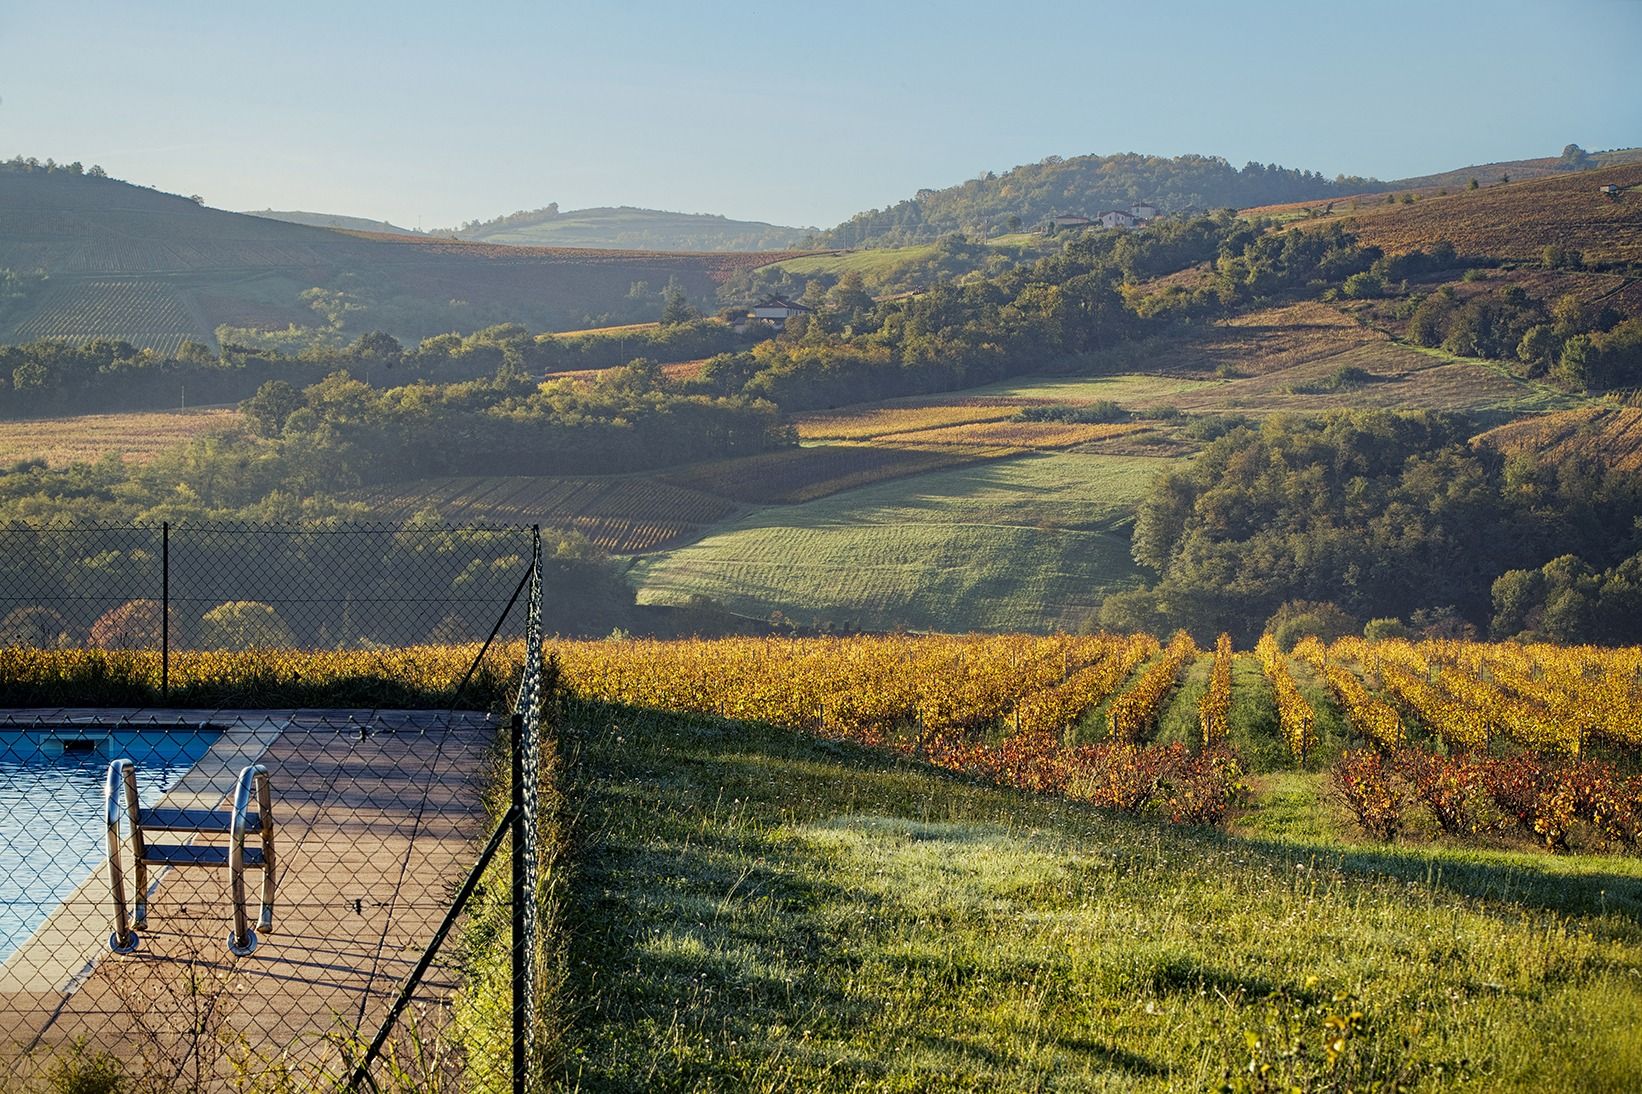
[
  {"x1": 1292, "y1": 163, "x2": 1642, "y2": 265},
  {"x1": 545, "y1": 321, "x2": 662, "y2": 338},
  {"x1": 355, "y1": 474, "x2": 740, "y2": 553},
  {"x1": 548, "y1": 358, "x2": 713, "y2": 385},
  {"x1": 0, "y1": 408, "x2": 238, "y2": 467},
  {"x1": 1475, "y1": 404, "x2": 1642, "y2": 472},
  {"x1": 875, "y1": 419, "x2": 1147, "y2": 449},
  {"x1": 1166, "y1": 301, "x2": 1386, "y2": 376},
  {"x1": 658, "y1": 443, "x2": 1011, "y2": 505},
  {"x1": 794, "y1": 401, "x2": 1023, "y2": 441}
]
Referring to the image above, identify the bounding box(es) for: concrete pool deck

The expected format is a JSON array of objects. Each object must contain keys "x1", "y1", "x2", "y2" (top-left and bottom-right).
[{"x1": 0, "y1": 708, "x2": 497, "y2": 1077}]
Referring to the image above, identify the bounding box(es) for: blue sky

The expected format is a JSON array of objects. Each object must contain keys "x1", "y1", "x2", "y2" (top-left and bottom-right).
[{"x1": 1, "y1": 0, "x2": 1637, "y2": 229}]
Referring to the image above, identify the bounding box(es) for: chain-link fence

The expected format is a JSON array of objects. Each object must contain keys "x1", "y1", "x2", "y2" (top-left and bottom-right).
[
  {"x1": 0, "y1": 523, "x2": 552, "y2": 1091},
  {"x1": 0, "y1": 522, "x2": 536, "y2": 665}
]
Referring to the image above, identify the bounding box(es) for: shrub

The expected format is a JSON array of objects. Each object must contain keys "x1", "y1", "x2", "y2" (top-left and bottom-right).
[
  {"x1": 1398, "y1": 749, "x2": 1484, "y2": 835},
  {"x1": 1333, "y1": 749, "x2": 1403, "y2": 841},
  {"x1": 1483, "y1": 755, "x2": 1575, "y2": 851}
]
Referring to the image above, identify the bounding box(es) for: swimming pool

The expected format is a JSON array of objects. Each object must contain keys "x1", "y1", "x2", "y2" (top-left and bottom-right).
[{"x1": 0, "y1": 728, "x2": 220, "y2": 963}]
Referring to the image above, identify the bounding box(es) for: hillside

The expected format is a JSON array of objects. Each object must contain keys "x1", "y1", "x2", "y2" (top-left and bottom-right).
[
  {"x1": 815, "y1": 151, "x2": 1379, "y2": 247},
  {"x1": 0, "y1": 164, "x2": 807, "y2": 349},
  {"x1": 1295, "y1": 162, "x2": 1642, "y2": 265},
  {"x1": 1476, "y1": 402, "x2": 1642, "y2": 471},
  {"x1": 452, "y1": 204, "x2": 813, "y2": 251},
  {"x1": 1385, "y1": 146, "x2": 1642, "y2": 192},
  {"x1": 244, "y1": 209, "x2": 419, "y2": 235}
]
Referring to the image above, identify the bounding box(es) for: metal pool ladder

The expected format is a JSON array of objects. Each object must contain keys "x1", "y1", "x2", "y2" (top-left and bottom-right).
[{"x1": 104, "y1": 759, "x2": 277, "y2": 956}]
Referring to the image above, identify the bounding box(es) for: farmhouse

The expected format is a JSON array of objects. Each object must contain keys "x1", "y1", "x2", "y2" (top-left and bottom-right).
[
  {"x1": 1096, "y1": 209, "x2": 1141, "y2": 229},
  {"x1": 1047, "y1": 213, "x2": 1093, "y2": 229},
  {"x1": 1130, "y1": 202, "x2": 1159, "y2": 220},
  {"x1": 735, "y1": 295, "x2": 813, "y2": 331}
]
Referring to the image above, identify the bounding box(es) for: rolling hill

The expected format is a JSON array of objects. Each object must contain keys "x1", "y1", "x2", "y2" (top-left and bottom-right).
[
  {"x1": 450, "y1": 205, "x2": 814, "y2": 252},
  {"x1": 1300, "y1": 161, "x2": 1642, "y2": 265},
  {"x1": 244, "y1": 209, "x2": 419, "y2": 235},
  {"x1": 1384, "y1": 146, "x2": 1642, "y2": 192},
  {"x1": 0, "y1": 164, "x2": 810, "y2": 350},
  {"x1": 814, "y1": 151, "x2": 1381, "y2": 247}
]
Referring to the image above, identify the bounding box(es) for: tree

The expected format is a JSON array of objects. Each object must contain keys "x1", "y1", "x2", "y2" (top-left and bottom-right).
[
  {"x1": 660, "y1": 278, "x2": 699, "y2": 326},
  {"x1": 349, "y1": 330, "x2": 403, "y2": 362},
  {"x1": 1266, "y1": 600, "x2": 1360, "y2": 651},
  {"x1": 1516, "y1": 324, "x2": 1560, "y2": 372},
  {"x1": 176, "y1": 339, "x2": 215, "y2": 365},
  {"x1": 197, "y1": 601, "x2": 296, "y2": 650},
  {"x1": 0, "y1": 606, "x2": 72, "y2": 647},
  {"x1": 241, "y1": 380, "x2": 303, "y2": 436},
  {"x1": 90, "y1": 599, "x2": 173, "y2": 649},
  {"x1": 1559, "y1": 144, "x2": 1592, "y2": 170},
  {"x1": 1468, "y1": 177, "x2": 1479, "y2": 190}
]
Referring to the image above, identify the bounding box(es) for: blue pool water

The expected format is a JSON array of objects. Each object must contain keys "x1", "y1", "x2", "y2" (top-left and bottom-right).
[{"x1": 0, "y1": 729, "x2": 220, "y2": 962}]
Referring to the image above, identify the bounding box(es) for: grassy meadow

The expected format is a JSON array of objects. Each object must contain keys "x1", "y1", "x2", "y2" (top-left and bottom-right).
[{"x1": 558, "y1": 696, "x2": 1642, "y2": 1091}]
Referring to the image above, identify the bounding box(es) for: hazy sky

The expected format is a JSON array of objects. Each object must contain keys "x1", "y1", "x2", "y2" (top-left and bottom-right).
[{"x1": 2, "y1": 0, "x2": 1638, "y2": 229}]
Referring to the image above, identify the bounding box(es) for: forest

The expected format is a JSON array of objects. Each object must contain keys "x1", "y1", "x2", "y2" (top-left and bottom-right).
[
  {"x1": 814, "y1": 152, "x2": 1379, "y2": 247},
  {"x1": 1102, "y1": 410, "x2": 1642, "y2": 646}
]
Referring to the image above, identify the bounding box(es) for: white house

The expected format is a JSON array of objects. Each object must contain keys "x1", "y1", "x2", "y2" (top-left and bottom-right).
[
  {"x1": 748, "y1": 296, "x2": 812, "y2": 322},
  {"x1": 1130, "y1": 202, "x2": 1159, "y2": 221},
  {"x1": 1096, "y1": 209, "x2": 1141, "y2": 229}
]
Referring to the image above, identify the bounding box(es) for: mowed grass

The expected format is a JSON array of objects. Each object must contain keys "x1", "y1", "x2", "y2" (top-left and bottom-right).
[
  {"x1": 631, "y1": 451, "x2": 1169, "y2": 632},
  {"x1": 0, "y1": 407, "x2": 238, "y2": 467},
  {"x1": 558, "y1": 697, "x2": 1642, "y2": 1091}
]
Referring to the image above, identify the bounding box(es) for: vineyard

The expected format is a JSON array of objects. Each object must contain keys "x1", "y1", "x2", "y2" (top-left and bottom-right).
[
  {"x1": 7, "y1": 278, "x2": 204, "y2": 354},
  {"x1": 0, "y1": 407, "x2": 238, "y2": 467},
  {"x1": 1476, "y1": 403, "x2": 1642, "y2": 472},
  {"x1": 541, "y1": 632, "x2": 1642, "y2": 854},
  {"x1": 657, "y1": 443, "x2": 1004, "y2": 505},
  {"x1": 354, "y1": 474, "x2": 739, "y2": 553},
  {"x1": 877, "y1": 418, "x2": 1147, "y2": 449},
  {"x1": 794, "y1": 400, "x2": 1024, "y2": 441},
  {"x1": 1297, "y1": 161, "x2": 1642, "y2": 264}
]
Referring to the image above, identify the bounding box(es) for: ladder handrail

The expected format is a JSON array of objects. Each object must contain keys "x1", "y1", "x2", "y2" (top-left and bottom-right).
[
  {"x1": 123, "y1": 763, "x2": 148, "y2": 928},
  {"x1": 254, "y1": 766, "x2": 276, "y2": 933},
  {"x1": 103, "y1": 759, "x2": 138, "y2": 953},
  {"x1": 228, "y1": 764, "x2": 271, "y2": 955}
]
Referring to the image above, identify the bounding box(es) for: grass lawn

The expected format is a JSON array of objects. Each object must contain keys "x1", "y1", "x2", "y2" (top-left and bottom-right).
[
  {"x1": 557, "y1": 698, "x2": 1642, "y2": 1091},
  {"x1": 630, "y1": 451, "x2": 1171, "y2": 632}
]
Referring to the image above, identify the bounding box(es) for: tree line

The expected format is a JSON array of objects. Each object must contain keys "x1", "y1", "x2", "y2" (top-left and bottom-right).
[{"x1": 1101, "y1": 410, "x2": 1642, "y2": 646}]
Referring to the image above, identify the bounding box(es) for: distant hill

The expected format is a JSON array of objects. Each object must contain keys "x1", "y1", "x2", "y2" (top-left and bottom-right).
[
  {"x1": 1385, "y1": 147, "x2": 1642, "y2": 193},
  {"x1": 1299, "y1": 162, "x2": 1642, "y2": 266},
  {"x1": 814, "y1": 152, "x2": 1382, "y2": 248},
  {"x1": 245, "y1": 209, "x2": 419, "y2": 235},
  {"x1": 450, "y1": 205, "x2": 814, "y2": 252},
  {"x1": 0, "y1": 163, "x2": 807, "y2": 352}
]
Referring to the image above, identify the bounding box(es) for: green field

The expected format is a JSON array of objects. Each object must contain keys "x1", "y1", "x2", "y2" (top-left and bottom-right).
[
  {"x1": 764, "y1": 234, "x2": 1050, "y2": 281},
  {"x1": 974, "y1": 347, "x2": 1581, "y2": 421},
  {"x1": 560, "y1": 696, "x2": 1642, "y2": 1090},
  {"x1": 631, "y1": 451, "x2": 1169, "y2": 631}
]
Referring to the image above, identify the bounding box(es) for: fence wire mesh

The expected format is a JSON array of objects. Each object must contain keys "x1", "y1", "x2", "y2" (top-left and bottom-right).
[
  {"x1": 0, "y1": 522, "x2": 550, "y2": 1091},
  {"x1": 0, "y1": 522, "x2": 533, "y2": 656}
]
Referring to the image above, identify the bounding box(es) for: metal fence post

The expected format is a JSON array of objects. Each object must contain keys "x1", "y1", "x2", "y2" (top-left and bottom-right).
[
  {"x1": 510, "y1": 710, "x2": 527, "y2": 1094},
  {"x1": 161, "y1": 521, "x2": 170, "y2": 699}
]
